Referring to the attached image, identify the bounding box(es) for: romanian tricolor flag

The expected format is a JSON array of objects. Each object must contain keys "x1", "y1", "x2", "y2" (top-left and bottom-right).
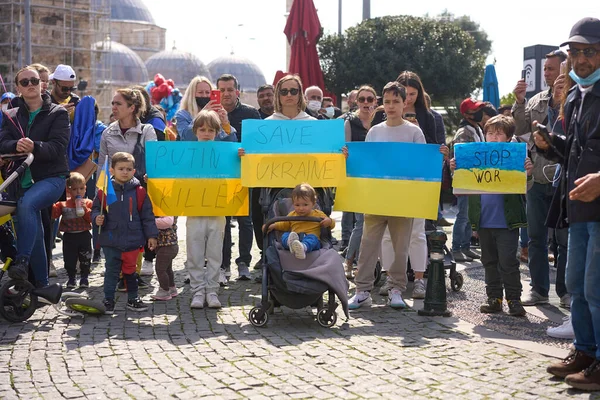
[
  {"x1": 96, "y1": 155, "x2": 117, "y2": 207},
  {"x1": 240, "y1": 119, "x2": 346, "y2": 188},
  {"x1": 145, "y1": 141, "x2": 248, "y2": 216},
  {"x1": 335, "y1": 142, "x2": 443, "y2": 220}
]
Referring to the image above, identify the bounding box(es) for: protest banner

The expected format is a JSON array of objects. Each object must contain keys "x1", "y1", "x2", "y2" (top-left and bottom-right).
[
  {"x1": 145, "y1": 141, "x2": 249, "y2": 216},
  {"x1": 453, "y1": 142, "x2": 527, "y2": 194},
  {"x1": 240, "y1": 119, "x2": 346, "y2": 187},
  {"x1": 335, "y1": 142, "x2": 442, "y2": 219}
]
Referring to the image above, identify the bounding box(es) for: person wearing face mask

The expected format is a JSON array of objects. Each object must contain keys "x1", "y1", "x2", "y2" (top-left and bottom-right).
[
  {"x1": 0, "y1": 92, "x2": 15, "y2": 126},
  {"x1": 175, "y1": 76, "x2": 237, "y2": 143},
  {"x1": 304, "y1": 85, "x2": 324, "y2": 118},
  {"x1": 321, "y1": 97, "x2": 342, "y2": 120},
  {"x1": 450, "y1": 98, "x2": 486, "y2": 263}
]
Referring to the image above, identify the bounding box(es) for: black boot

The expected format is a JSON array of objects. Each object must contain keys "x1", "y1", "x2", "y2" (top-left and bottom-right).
[{"x1": 8, "y1": 256, "x2": 29, "y2": 281}]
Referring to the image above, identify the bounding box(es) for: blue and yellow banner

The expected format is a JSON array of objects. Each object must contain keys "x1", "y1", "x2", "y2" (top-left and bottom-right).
[
  {"x1": 453, "y1": 142, "x2": 527, "y2": 194},
  {"x1": 335, "y1": 142, "x2": 442, "y2": 219},
  {"x1": 241, "y1": 119, "x2": 346, "y2": 187},
  {"x1": 145, "y1": 142, "x2": 249, "y2": 216}
]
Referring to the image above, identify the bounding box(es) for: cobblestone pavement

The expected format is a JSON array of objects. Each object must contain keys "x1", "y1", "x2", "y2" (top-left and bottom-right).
[{"x1": 0, "y1": 214, "x2": 597, "y2": 399}]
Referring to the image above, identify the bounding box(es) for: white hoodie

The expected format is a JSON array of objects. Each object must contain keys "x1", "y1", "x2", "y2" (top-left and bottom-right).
[{"x1": 266, "y1": 111, "x2": 316, "y2": 121}]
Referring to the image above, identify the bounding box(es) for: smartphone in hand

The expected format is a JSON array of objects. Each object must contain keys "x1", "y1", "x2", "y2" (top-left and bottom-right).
[
  {"x1": 521, "y1": 69, "x2": 527, "y2": 80},
  {"x1": 536, "y1": 123, "x2": 552, "y2": 144},
  {"x1": 210, "y1": 90, "x2": 221, "y2": 104}
]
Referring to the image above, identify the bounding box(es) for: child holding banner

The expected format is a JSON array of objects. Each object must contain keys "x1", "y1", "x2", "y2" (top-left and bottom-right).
[
  {"x1": 186, "y1": 110, "x2": 227, "y2": 309},
  {"x1": 267, "y1": 183, "x2": 333, "y2": 259},
  {"x1": 450, "y1": 115, "x2": 533, "y2": 317}
]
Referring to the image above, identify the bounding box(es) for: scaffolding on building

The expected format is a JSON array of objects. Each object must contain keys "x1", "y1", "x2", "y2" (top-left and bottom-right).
[{"x1": 0, "y1": 0, "x2": 111, "y2": 104}]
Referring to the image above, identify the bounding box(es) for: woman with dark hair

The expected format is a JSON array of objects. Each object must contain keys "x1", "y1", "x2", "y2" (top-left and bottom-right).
[
  {"x1": 395, "y1": 71, "x2": 438, "y2": 144},
  {"x1": 0, "y1": 66, "x2": 70, "y2": 286}
]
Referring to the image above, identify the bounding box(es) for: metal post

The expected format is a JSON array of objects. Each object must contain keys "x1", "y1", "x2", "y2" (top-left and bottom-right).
[
  {"x1": 338, "y1": 0, "x2": 342, "y2": 35},
  {"x1": 362, "y1": 0, "x2": 370, "y2": 20},
  {"x1": 24, "y1": 0, "x2": 31, "y2": 64},
  {"x1": 418, "y1": 231, "x2": 452, "y2": 317}
]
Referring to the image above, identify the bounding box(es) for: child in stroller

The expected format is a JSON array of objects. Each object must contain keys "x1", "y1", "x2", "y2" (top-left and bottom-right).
[{"x1": 248, "y1": 185, "x2": 349, "y2": 328}]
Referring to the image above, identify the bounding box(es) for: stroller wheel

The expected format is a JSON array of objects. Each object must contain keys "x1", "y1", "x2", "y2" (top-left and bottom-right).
[
  {"x1": 316, "y1": 307, "x2": 337, "y2": 328},
  {"x1": 248, "y1": 306, "x2": 268, "y2": 327},
  {"x1": 451, "y1": 272, "x2": 464, "y2": 292},
  {"x1": 373, "y1": 261, "x2": 383, "y2": 286},
  {"x1": 0, "y1": 279, "x2": 38, "y2": 322}
]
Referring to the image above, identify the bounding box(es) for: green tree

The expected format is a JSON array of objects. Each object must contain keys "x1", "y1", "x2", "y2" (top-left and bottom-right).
[
  {"x1": 318, "y1": 15, "x2": 489, "y2": 104},
  {"x1": 500, "y1": 92, "x2": 516, "y2": 106}
]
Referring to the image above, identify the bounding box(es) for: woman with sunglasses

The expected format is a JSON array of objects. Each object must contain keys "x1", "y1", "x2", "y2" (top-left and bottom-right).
[
  {"x1": 342, "y1": 85, "x2": 377, "y2": 279},
  {"x1": 268, "y1": 75, "x2": 315, "y2": 121},
  {"x1": 0, "y1": 66, "x2": 70, "y2": 287}
]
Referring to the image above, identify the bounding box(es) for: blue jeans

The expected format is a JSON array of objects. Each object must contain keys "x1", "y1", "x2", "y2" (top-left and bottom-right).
[
  {"x1": 346, "y1": 213, "x2": 364, "y2": 261},
  {"x1": 520, "y1": 227, "x2": 529, "y2": 249},
  {"x1": 103, "y1": 247, "x2": 138, "y2": 301},
  {"x1": 566, "y1": 222, "x2": 600, "y2": 359},
  {"x1": 16, "y1": 176, "x2": 65, "y2": 286},
  {"x1": 526, "y1": 182, "x2": 554, "y2": 297},
  {"x1": 341, "y1": 212, "x2": 355, "y2": 243},
  {"x1": 281, "y1": 232, "x2": 321, "y2": 253},
  {"x1": 452, "y1": 196, "x2": 471, "y2": 252}
]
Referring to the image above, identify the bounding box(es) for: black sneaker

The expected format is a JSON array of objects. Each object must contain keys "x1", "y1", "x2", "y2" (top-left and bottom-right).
[
  {"x1": 92, "y1": 250, "x2": 101, "y2": 264},
  {"x1": 103, "y1": 298, "x2": 115, "y2": 315},
  {"x1": 127, "y1": 297, "x2": 148, "y2": 312},
  {"x1": 79, "y1": 277, "x2": 89, "y2": 289},
  {"x1": 7, "y1": 256, "x2": 29, "y2": 281},
  {"x1": 184, "y1": 277, "x2": 190, "y2": 284},
  {"x1": 66, "y1": 278, "x2": 77, "y2": 289},
  {"x1": 480, "y1": 298, "x2": 503, "y2": 313},
  {"x1": 507, "y1": 299, "x2": 526, "y2": 317},
  {"x1": 137, "y1": 277, "x2": 149, "y2": 289},
  {"x1": 117, "y1": 278, "x2": 127, "y2": 292}
]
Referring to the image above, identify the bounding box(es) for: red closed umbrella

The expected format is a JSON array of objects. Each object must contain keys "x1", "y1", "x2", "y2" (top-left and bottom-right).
[{"x1": 283, "y1": 0, "x2": 326, "y2": 93}]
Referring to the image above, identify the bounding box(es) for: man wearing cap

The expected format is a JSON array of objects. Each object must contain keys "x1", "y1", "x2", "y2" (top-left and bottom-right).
[
  {"x1": 450, "y1": 98, "x2": 486, "y2": 262},
  {"x1": 544, "y1": 17, "x2": 600, "y2": 390},
  {"x1": 512, "y1": 49, "x2": 569, "y2": 308},
  {"x1": 50, "y1": 64, "x2": 80, "y2": 120}
]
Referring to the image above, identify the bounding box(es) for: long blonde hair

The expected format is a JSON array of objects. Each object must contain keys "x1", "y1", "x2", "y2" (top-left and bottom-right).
[{"x1": 181, "y1": 76, "x2": 213, "y2": 116}]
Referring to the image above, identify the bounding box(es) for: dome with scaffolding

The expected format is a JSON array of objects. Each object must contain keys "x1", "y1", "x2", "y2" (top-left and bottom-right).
[
  {"x1": 91, "y1": 40, "x2": 149, "y2": 85},
  {"x1": 109, "y1": 0, "x2": 155, "y2": 24},
  {"x1": 145, "y1": 48, "x2": 211, "y2": 89},
  {"x1": 207, "y1": 55, "x2": 266, "y2": 92}
]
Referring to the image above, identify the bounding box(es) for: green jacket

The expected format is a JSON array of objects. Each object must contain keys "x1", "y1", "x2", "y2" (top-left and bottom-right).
[{"x1": 468, "y1": 194, "x2": 527, "y2": 231}]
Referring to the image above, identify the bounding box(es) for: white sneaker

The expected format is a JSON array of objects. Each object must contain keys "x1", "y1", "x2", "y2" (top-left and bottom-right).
[
  {"x1": 287, "y1": 232, "x2": 299, "y2": 249},
  {"x1": 219, "y1": 269, "x2": 228, "y2": 287},
  {"x1": 412, "y1": 279, "x2": 426, "y2": 299},
  {"x1": 348, "y1": 291, "x2": 372, "y2": 310},
  {"x1": 547, "y1": 315, "x2": 575, "y2": 339},
  {"x1": 191, "y1": 292, "x2": 205, "y2": 309},
  {"x1": 206, "y1": 293, "x2": 221, "y2": 309},
  {"x1": 140, "y1": 260, "x2": 154, "y2": 276},
  {"x1": 290, "y1": 240, "x2": 306, "y2": 259},
  {"x1": 389, "y1": 288, "x2": 407, "y2": 309}
]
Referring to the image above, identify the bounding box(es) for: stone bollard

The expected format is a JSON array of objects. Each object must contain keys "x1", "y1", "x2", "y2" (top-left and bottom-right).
[{"x1": 418, "y1": 230, "x2": 452, "y2": 317}]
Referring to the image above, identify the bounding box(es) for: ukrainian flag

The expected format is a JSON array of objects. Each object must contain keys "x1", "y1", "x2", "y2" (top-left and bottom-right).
[
  {"x1": 335, "y1": 142, "x2": 443, "y2": 220},
  {"x1": 96, "y1": 155, "x2": 117, "y2": 206}
]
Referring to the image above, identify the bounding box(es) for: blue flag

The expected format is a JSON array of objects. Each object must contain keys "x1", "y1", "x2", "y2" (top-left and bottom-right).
[{"x1": 96, "y1": 156, "x2": 117, "y2": 206}]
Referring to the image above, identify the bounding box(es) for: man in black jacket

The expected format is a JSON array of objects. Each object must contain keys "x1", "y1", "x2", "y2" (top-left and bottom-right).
[
  {"x1": 544, "y1": 17, "x2": 600, "y2": 390},
  {"x1": 217, "y1": 74, "x2": 261, "y2": 280}
]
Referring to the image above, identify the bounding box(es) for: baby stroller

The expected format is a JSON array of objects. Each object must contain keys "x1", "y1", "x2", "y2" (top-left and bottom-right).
[
  {"x1": 0, "y1": 154, "x2": 104, "y2": 322},
  {"x1": 248, "y1": 187, "x2": 349, "y2": 328}
]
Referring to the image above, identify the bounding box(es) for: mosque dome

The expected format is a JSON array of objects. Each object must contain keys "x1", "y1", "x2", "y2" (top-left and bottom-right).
[
  {"x1": 109, "y1": 0, "x2": 156, "y2": 24},
  {"x1": 208, "y1": 55, "x2": 267, "y2": 92},
  {"x1": 145, "y1": 48, "x2": 211, "y2": 89},
  {"x1": 92, "y1": 40, "x2": 149, "y2": 85}
]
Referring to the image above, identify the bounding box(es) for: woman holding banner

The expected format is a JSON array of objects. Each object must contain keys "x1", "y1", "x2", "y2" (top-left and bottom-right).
[
  {"x1": 175, "y1": 76, "x2": 237, "y2": 142},
  {"x1": 0, "y1": 66, "x2": 70, "y2": 286}
]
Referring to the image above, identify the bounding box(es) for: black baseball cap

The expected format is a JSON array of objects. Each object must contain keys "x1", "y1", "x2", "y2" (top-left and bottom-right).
[{"x1": 561, "y1": 17, "x2": 600, "y2": 47}]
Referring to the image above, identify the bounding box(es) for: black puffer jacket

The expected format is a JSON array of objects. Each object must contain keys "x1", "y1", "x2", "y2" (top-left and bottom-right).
[
  {"x1": 227, "y1": 100, "x2": 261, "y2": 142},
  {"x1": 0, "y1": 92, "x2": 70, "y2": 181},
  {"x1": 344, "y1": 113, "x2": 369, "y2": 142},
  {"x1": 542, "y1": 81, "x2": 600, "y2": 227}
]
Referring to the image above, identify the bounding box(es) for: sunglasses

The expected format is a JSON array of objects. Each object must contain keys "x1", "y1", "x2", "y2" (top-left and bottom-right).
[
  {"x1": 279, "y1": 88, "x2": 299, "y2": 96},
  {"x1": 358, "y1": 96, "x2": 375, "y2": 103},
  {"x1": 54, "y1": 81, "x2": 75, "y2": 93},
  {"x1": 568, "y1": 48, "x2": 599, "y2": 59},
  {"x1": 18, "y1": 77, "x2": 40, "y2": 87}
]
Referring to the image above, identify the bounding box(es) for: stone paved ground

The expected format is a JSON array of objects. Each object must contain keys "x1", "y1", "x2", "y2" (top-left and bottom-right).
[{"x1": 0, "y1": 213, "x2": 598, "y2": 399}]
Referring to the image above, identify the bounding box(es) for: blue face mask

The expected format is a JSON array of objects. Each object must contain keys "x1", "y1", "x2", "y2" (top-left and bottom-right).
[{"x1": 569, "y1": 68, "x2": 600, "y2": 87}]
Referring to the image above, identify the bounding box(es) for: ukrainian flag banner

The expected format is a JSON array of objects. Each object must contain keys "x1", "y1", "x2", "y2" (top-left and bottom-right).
[
  {"x1": 335, "y1": 142, "x2": 443, "y2": 220},
  {"x1": 240, "y1": 119, "x2": 346, "y2": 187},
  {"x1": 145, "y1": 141, "x2": 248, "y2": 216},
  {"x1": 96, "y1": 155, "x2": 117, "y2": 206},
  {"x1": 453, "y1": 142, "x2": 527, "y2": 194}
]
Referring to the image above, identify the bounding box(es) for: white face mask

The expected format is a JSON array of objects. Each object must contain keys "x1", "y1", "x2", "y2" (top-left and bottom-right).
[
  {"x1": 1, "y1": 104, "x2": 8, "y2": 112},
  {"x1": 307, "y1": 100, "x2": 321, "y2": 112},
  {"x1": 325, "y1": 106, "x2": 335, "y2": 118}
]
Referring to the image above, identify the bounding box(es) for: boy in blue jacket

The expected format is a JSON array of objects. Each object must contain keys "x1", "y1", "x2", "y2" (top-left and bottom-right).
[{"x1": 92, "y1": 152, "x2": 158, "y2": 314}]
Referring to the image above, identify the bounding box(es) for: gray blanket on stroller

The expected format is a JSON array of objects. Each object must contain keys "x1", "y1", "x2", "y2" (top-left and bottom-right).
[{"x1": 277, "y1": 245, "x2": 349, "y2": 318}]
